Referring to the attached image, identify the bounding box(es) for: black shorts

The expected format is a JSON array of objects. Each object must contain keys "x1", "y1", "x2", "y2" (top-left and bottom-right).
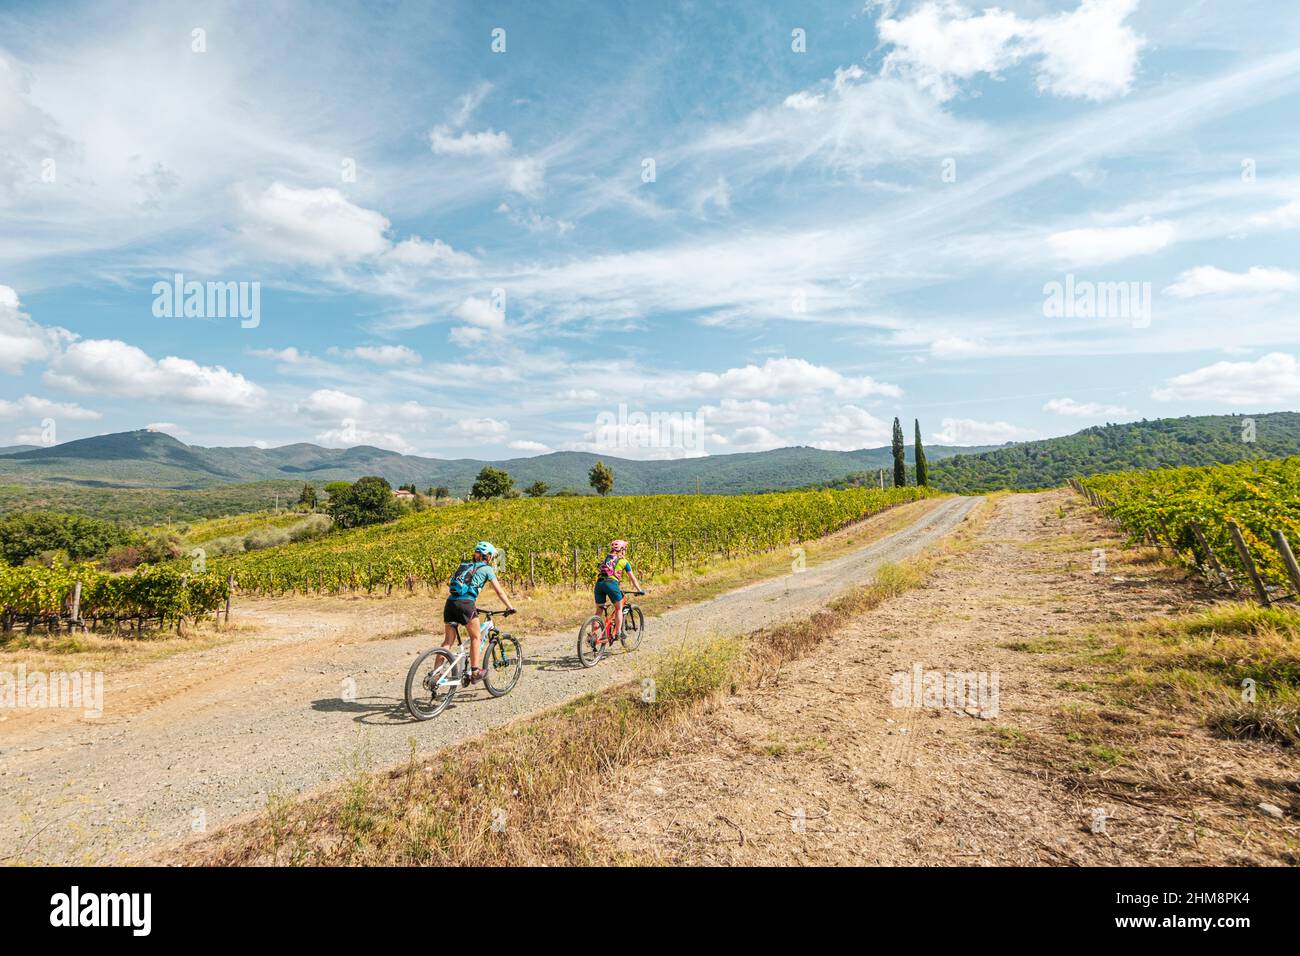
[{"x1": 443, "y1": 598, "x2": 478, "y2": 625}]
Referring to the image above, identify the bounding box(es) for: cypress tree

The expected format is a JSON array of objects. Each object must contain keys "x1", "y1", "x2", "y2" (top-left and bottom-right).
[
  {"x1": 914, "y1": 419, "x2": 928, "y2": 487},
  {"x1": 891, "y1": 417, "x2": 907, "y2": 487}
]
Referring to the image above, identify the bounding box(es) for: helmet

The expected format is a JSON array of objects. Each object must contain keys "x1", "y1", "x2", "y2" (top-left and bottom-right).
[
  {"x1": 609, "y1": 539, "x2": 628, "y2": 553},
  {"x1": 474, "y1": 541, "x2": 497, "y2": 559}
]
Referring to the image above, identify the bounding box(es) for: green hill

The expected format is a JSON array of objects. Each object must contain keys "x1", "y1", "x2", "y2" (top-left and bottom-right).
[
  {"x1": 0, "y1": 429, "x2": 989, "y2": 496},
  {"x1": 927, "y1": 412, "x2": 1300, "y2": 492}
]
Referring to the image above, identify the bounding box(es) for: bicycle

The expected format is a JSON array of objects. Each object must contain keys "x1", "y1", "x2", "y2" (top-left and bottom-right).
[
  {"x1": 405, "y1": 608, "x2": 522, "y2": 720},
  {"x1": 577, "y1": 590, "x2": 646, "y2": 668}
]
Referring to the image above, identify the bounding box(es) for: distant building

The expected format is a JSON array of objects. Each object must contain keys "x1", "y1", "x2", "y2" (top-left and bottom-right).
[{"x1": 393, "y1": 489, "x2": 416, "y2": 500}]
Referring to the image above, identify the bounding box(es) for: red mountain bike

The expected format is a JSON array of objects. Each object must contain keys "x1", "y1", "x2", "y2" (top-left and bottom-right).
[{"x1": 577, "y1": 590, "x2": 646, "y2": 668}]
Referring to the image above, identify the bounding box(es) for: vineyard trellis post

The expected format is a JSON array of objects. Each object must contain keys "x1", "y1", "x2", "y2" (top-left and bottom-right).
[
  {"x1": 1269, "y1": 529, "x2": 1300, "y2": 600},
  {"x1": 529, "y1": 551, "x2": 535, "y2": 589},
  {"x1": 69, "y1": 581, "x2": 82, "y2": 632},
  {"x1": 670, "y1": 538, "x2": 676, "y2": 572},
  {"x1": 571, "y1": 546, "x2": 579, "y2": 590},
  {"x1": 1189, "y1": 523, "x2": 1236, "y2": 593},
  {"x1": 1227, "y1": 520, "x2": 1270, "y2": 606},
  {"x1": 225, "y1": 573, "x2": 234, "y2": 624}
]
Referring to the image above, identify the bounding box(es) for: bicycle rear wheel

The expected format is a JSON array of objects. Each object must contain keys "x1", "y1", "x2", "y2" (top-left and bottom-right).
[
  {"x1": 577, "y1": 616, "x2": 606, "y2": 668},
  {"x1": 405, "y1": 647, "x2": 458, "y2": 720},
  {"x1": 484, "y1": 634, "x2": 523, "y2": 697},
  {"x1": 620, "y1": 605, "x2": 645, "y2": 651}
]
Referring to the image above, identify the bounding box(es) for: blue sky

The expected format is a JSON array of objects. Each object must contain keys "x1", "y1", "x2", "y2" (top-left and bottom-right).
[{"x1": 2, "y1": 0, "x2": 1300, "y2": 460}]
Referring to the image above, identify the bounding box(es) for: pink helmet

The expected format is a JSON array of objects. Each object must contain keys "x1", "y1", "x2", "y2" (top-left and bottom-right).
[{"x1": 610, "y1": 539, "x2": 628, "y2": 553}]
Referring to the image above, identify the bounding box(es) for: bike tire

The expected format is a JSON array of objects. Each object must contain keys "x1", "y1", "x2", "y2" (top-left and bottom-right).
[
  {"x1": 577, "y1": 615, "x2": 607, "y2": 668},
  {"x1": 484, "y1": 634, "x2": 524, "y2": 697},
  {"x1": 405, "y1": 647, "x2": 458, "y2": 720},
  {"x1": 620, "y1": 605, "x2": 645, "y2": 652}
]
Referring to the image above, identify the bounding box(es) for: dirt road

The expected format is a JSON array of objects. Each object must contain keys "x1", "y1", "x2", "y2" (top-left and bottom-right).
[
  {"x1": 589, "y1": 491, "x2": 1297, "y2": 865},
  {"x1": 0, "y1": 495, "x2": 979, "y2": 864}
]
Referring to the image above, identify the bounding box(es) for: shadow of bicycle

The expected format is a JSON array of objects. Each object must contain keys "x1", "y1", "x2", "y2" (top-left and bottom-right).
[{"x1": 311, "y1": 695, "x2": 412, "y2": 725}]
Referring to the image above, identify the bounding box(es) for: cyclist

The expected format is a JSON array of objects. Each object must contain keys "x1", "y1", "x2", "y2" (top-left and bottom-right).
[
  {"x1": 593, "y1": 539, "x2": 644, "y2": 638},
  {"x1": 444, "y1": 541, "x2": 515, "y2": 683}
]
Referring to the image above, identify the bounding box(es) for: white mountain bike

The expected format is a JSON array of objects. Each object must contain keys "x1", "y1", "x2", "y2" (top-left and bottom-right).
[{"x1": 404, "y1": 608, "x2": 522, "y2": 720}]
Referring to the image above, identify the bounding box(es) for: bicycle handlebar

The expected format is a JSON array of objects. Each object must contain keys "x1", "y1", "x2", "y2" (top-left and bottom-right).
[{"x1": 480, "y1": 608, "x2": 516, "y2": 616}]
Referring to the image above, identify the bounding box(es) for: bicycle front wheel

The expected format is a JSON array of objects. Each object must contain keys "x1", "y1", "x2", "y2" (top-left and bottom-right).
[
  {"x1": 405, "y1": 647, "x2": 458, "y2": 720},
  {"x1": 620, "y1": 605, "x2": 645, "y2": 651},
  {"x1": 577, "y1": 616, "x2": 606, "y2": 668},
  {"x1": 484, "y1": 635, "x2": 524, "y2": 697}
]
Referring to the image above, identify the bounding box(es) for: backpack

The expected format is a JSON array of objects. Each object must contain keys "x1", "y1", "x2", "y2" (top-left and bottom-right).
[
  {"x1": 596, "y1": 553, "x2": 620, "y2": 580},
  {"x1": 449, "y1": 560, "x2": 483, "y2": 598}
]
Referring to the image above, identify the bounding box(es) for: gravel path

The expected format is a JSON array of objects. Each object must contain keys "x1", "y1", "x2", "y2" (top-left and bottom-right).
[{"x1": 0, "y1": 495, "x2": 978, "y2": 864}]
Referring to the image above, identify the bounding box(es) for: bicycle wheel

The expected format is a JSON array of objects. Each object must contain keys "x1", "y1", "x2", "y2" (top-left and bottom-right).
[
  {"x1": 620, "y1": 605, "x2": 645, "y2": 651},
  {"x1": 484, "y1": 634, "x2": 524, "y2": 697},
  {"x1": 405, "y1": 647, "x2": 458, "y2": 720},
  {"x1": 577, "y1": 616, "x2": 607, "y2": 668}
]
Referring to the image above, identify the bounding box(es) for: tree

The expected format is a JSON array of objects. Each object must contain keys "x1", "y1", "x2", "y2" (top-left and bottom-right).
[
  {"x1": 891, "y1": 417, "x2": 907, "y2": 487},
  {"x1": 323, "y1": 480, "x2": 352, "y2": 503},
  {"x1": 297, "y1": 483, "x2": 318, "y2": 510},
  {"x1": 0, "y1": 511, "x2": 136, "y2": 564},
  {"x1": 431, "y1": 486, "x2": 451, "y2": 500},
  {"x1": 524, "y1": 480, "x2": 550, "y2": 497},
  {"x1": 914, "y1": 419, "x2": 928, "y2": 487},
  {"x1": 326, "y1": 476, "x2": 400, "y2": 529},
  {"x1": 398, "y1": 483, "x2": 417, "y2": 494},
  {"x1": 470, "y1": 466, "x2": 514, "y2": 500},
  {"x1": 588, "y1": 460, "x2": 614, "y2": 496}
]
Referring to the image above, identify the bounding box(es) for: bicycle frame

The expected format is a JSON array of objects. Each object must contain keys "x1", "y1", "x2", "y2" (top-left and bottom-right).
[{"x1": 434, "y1": 615, "x2": 499, "y2": 687}]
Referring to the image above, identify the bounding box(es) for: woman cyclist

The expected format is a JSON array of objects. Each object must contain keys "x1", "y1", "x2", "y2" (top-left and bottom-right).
[
  {"x1": 593, "y1": 539, "x2": 643, "y2": 638},
  {"x1": 444, "y1": 541, "x2": 515, "y2": 683}
]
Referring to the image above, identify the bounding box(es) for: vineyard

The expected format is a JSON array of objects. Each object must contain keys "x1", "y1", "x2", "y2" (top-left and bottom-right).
[
  {"x1": 0, "y1": 562, "x2": 231, "y2": 635},
  {"x1": 1077, "y1": 458, "x2": 1300, "y2": 600},
  {"x1": 217, "y1": 486, "x2": 937, "y2": 596}
]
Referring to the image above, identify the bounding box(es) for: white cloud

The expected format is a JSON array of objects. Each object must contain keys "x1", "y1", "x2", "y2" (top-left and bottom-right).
[
  {"x1": 145, "y1": 421, "x2": 187, "y2": 436},
  {"x1": 507, "y1": 157, "x2": 545, "y2": 198},
  {"x1": 429, "y1": 125, "x2": 513, "y2": 157},
  {"x1": 1047, "y1": 221, "x2": 1175, "y2": 265},
  {"x1": 690, "y1": 70, "x2": 985, "y2": 176},
  {"x1": 508, "y1": 439, "x2": 552, "y2": 453},
  {"x1": 1164, "y1": 265, "x2": 1299, "y2": 299},
  {"x1": 313, "y1": 420, "x2": 415, "y2": 454},
  {"x1": 0, "y1": 395, "x2": 101, "y2": 420},
  {"x1": 878, "y1": 0, "x2": 1145, "y2": 102},
  {"x1": 329, "y1": 344, "x2": 421, "y2": 365},
  {"x1": 238, "y1": 182, "x2": 391, "y2": 265},
  {"x1": 0, "y1": 285, "x2": 73, "y2": 373},
  {"x1": 932, "y1": 417, "x2": 1034, "y2": 446},
  {"x1": 452, "y1": 417, "x2": 510, "y2": 441},
  {"x1": 1151, "y1": 352, "x2": 1300, "y2": 405},
  {"x1": 44, "y1": 339, "x2": 265, "y2": 409},
  {"x1": 688, "y1": 357, "x2": 901, "y2": 401},
  {"x1": 1042, "y1": 397, "x2": 1130, "y2": 418},
  {"x1": 381, "y1": 237, "x2": 478, "y2": 271},
  {"x1": 809, "y1": 404, "x2": 893, "y2": 450},
  {"x1": 295, "y1": 389, "x2": 367, "y2": 421},
  {"x1": 1247, "y1": 198, "x2": 1300, "y2": 230}
]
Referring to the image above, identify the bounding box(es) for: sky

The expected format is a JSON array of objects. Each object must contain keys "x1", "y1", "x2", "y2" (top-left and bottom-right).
[{"x1": 2, "y1": 0, "x2": 1300, "y2": 461}]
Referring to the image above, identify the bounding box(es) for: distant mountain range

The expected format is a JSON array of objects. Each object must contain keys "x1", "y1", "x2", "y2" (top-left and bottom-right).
[
  {"x1": 3, "y1": 412, "x2": 1296, "y2": 505},
  {"x1": 0, "y1": 429, "x2": 988, "y2": 496}
]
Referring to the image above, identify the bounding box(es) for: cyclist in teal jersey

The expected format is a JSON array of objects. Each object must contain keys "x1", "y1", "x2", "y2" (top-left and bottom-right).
[{"x1": 443, "y1": 541, "x2": 515, "y2": 683}]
